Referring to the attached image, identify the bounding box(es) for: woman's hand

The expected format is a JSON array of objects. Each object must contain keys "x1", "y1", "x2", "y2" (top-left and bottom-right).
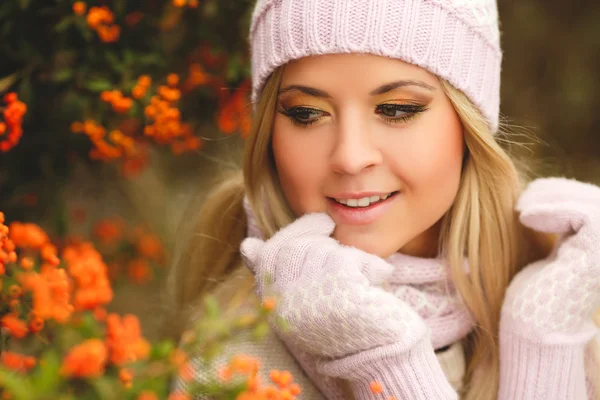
[
  {"x1": 501, "y1": 177, "x2": 600, "y2": 340},
  {"x1": 240, "y1": 212, "x2": 429, "y2": 359}
]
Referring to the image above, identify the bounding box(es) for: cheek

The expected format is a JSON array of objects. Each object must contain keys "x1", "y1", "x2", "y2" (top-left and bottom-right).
[
  {"x1": 396, "y1": 110, "x2": 464, "y2": 220},
  {"x1": 272, "y1": 119, "x2": 329, "y2": 215}
]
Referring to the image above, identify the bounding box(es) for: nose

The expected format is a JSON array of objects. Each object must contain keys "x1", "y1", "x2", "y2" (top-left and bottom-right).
[{"x1": 329, "y1": 116, "x2": 383, "y2": 175}]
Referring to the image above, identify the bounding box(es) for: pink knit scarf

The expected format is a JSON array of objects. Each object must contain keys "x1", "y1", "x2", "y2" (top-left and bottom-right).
[{"x1": 243, "y1": 199, "x2": 475, "y2": 398}]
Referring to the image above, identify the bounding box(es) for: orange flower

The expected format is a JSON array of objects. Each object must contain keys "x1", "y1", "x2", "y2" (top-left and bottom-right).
[
  {"x1": 20, "y1": 256, "x2": 34, "y2": 270},
  {"x1": 125, "y1": 11, "x2": 144, "y2": 27},
  {"x1": 370, "y1": 381, "x2": 383, "y2": 394},
  {"x1": 1, "y1": 94, "x2": 27, "y2": 152},
  {"x1": 97, "y1": 24, "x2": 121, "y2": 43},
  {"x1": 1, "y1": 351, "x2": 37, "y2": 373},
  {"x1": 93, "y1": 306, "x2": 108, "y2": 321},
  {"x1": 217, "y1": 80, "x2": 253, "y2": 138},
  {"x1": 136, "y1": 233, "x2": 163, "y2": 261},
  {"x1": 8, "y1": 222, "x2": 49, "y2": 249},
  {"x1": 105, "y1": 313, "x2": 150, "y2": 366},
  {"x1": 137, "y1": 75, "x2": 152, "y2": 88},
  {"x1": 86, "y1": 6, "x2": 114, "y2": 29},
  {"x1": 1, "y1": 213, "x2": 17, "y2": 272},
  {"x1": 168, "y1": 392, "x2": 191, "y2": 400},
  {"x1": 72, "y1": 1, "x2": 87, "y2": 16},
  {"x1": 1, "y1": 314, "x2": 29, "y2": 338},
  {"x1": 126, "y1": 258, "x2": 152, "y2": 283},
  {"x1": 86, "y1": 6, "x2": 120, "y2": 43},
  {"x1": 137, "y1": 391, "x2": 159, "y2": 400},
  {"x1": 60, "y1": 339, "x2": 107, "y2": 378},
  {"x1": 183, "y1": 63, "x2": 210, "y2": 91},
  {"x1": 63, "y1": 242, "x2": 113, "y2": 311},
  {"x1": 18, "y1": 267, "x2": 74, "y2": 323},
  {"x1": 100, "y1": 90, "x2": 133, "y2": 114},
  {"x1": 119, "y1": 368, "x2": 134, "y2": 388},
  {"x1": 263, "y1": 296, "x2": 276, "y2": 312},
  {"x1": 167, "y1": 73, "x2": 180, "y2": 87},
  {"x1": 28, "y1": 313, "x2": 44, "y2": 333},
  {"x1": 158, "y1": 86, "x2": 181, "y2": 102},
  {"x1": 93, "y1": 218, "x2": 124, "y2": 244}
]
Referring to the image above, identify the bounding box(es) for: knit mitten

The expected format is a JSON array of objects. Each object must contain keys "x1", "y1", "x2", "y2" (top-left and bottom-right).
[
  {"x1": 241, "y1": 213, "x2": 457, "y2": 399},
  {"x1": 499, "y1": 177, "x2": 600, "y2": 400}
]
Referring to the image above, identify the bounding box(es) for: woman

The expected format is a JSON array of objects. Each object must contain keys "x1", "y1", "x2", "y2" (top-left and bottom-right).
[{"x1": 168, "y1": 0, "x2": 600, "y2": 398}]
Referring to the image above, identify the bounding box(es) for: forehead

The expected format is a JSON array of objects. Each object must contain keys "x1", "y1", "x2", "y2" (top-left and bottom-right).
[{"x1": 280, "y1": 53, "x2": 440, "y2": 94}]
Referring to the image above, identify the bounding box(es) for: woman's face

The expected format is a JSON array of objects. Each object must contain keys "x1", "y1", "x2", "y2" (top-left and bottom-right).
[{"x1": 271, "y1": 53, "x2": 465, "y2": 258}]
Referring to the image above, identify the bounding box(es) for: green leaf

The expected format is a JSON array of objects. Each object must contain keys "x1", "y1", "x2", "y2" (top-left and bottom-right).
[
  {"x1": 151, "y1": 340, "x2": 175, "y2": 360},
  {"x1": 32, "y1": 350, "x2": 61, "y2": 395},
  {"x1": 0, "y1": 367, "x2": 34, "y2": 400},
  {"x1": 54, "y1": 17, "x2": 73, "y2": 33},
  {"x1": 105, "y1": 52, "x2": 124, "y2": 73},
  {"x1": 84, "y1": 79, "x2": 114, "y2": 92},
  {"x1": 0, "y1": 71, "x2": 18, "y2": 93},
  {"x1": 17, "y1": 0, "x2": 31, "y2": 10},
  {"x1": 52, "y1": 69, "x2": 73, "y2": 83},
  {"x1": 90, "y1": 376, "x2": 120, "y2": 400},
  {"x1": 203, "y1": 295, "x2": 220, "y2": 320},
  {"x1": 18, "y1": 77, "x2": 33, "y2": 107}
]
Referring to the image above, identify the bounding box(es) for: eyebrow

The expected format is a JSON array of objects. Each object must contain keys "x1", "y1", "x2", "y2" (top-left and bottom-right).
[{"x1": 277, "y1": 80, "x2": 436, "y2": 98}]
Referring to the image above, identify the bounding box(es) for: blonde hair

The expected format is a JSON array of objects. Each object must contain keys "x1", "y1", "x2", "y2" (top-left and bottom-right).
[{"x1": 165, "y1": 66, "x2": 555, "y2": 398}]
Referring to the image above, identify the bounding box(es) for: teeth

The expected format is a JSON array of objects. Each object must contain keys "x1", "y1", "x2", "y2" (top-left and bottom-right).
[{"x1": 335, "y1": 192, "x2": 394, "y2": 207}]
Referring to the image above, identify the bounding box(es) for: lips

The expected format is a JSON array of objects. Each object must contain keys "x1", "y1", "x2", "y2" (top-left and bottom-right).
[{"x1": 327, "y1": 191, "x2": 400, "y2": 225}]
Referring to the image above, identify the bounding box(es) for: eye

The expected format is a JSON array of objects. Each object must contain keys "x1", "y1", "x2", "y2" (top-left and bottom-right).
[
  {"x1": 277, "y1": 106, "x2": 327, "y2": 127},
  {"x1": 375, "y1": 103, "x2": 427, "y2": 124}
]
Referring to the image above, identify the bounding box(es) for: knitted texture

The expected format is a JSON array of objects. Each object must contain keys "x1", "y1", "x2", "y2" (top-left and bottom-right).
[
  {"x1": 243, "y1": 197, "x2": 474, "y2": 352},
  {"x1": 499, "y1": 177, "x2": 600, "y2": 399},
  {"x1": 240, "y1": 207, "x2": 475, "y2": 399},
  {"x1": 249, "y1": 0, "x2": 502, "y2": 132}
]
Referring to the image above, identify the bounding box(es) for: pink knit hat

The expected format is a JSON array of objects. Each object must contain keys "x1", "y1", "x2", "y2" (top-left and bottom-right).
[{"x1": 249, "y1": 0, "x2": 502, "y2": 133}]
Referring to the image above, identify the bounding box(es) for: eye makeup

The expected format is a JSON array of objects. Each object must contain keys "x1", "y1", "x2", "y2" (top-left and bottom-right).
[{"x1": 277, "y1": 102, "x2": 429, "y2": 127}]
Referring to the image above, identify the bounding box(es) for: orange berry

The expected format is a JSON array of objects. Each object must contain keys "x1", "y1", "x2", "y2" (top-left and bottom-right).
[
  {"x1": 289, "y1": 383, "x2": 301, "y2": 395},
  {"x1": 4, "y1": 93, "x2": 17, "y2": 103},
  {"x1": 167, "y1": 73, "x2": 180, "y2": 87},
  {"x1": 137, "y1": 391, "x2": 158, "y2": 400},
  {"x1": 188, "y1": 0, "x2": 199, "y2": 8},
  {"x1": 73, "y1": 2, "x2": 87, "y2": 16},
  {"x1": 263, "y1": 296, "x2": 276, "y2": 311},
  {"x1": 20, "y1": 257, "x2": 34, "y2": 270},
  {"x1": 137, "y1": 75, "x2": 152, "y2": 87},
  {"x1": 119, "y1": 368, "x2": 133, "y2": 387},
  {"x1": 370, "y1": 381, "x2": 383, "y2": 394},
  {"x1": 28, "y1": 315, "x2": 44, "y2": 333},
  {"x1": 0, "y1": 122, "x2": 6, "y2": 135},
  {"x1": 70, "y1": 121, "x2": 84, "y2": 133},
  {"x1": 172, "y1": 0, "x2": 187, "y2": 7}
]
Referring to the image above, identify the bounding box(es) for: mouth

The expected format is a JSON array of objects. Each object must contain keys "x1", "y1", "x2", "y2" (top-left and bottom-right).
[{"x1": 327, "y1": 191, "x2": 400, "y2": 225}]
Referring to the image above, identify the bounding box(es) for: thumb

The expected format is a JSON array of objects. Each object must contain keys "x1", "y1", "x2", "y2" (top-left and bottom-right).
[
  {"x1": 269, "y1": 213, "x2": 335, "y2": 249},
  {"x1": 240, "y1": 237, "x2": 265, "y2": 274},
  {"x1": 519, "y1": 203, "x2": 590, "y2": 234},
  {"x1": 356, "y1": 251, "x2": 394, "y2": 285}
]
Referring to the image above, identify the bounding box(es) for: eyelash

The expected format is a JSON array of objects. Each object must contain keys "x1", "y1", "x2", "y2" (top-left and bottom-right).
[{"x1": 277, "y1": 104, "x2": 428, "y2": 127}]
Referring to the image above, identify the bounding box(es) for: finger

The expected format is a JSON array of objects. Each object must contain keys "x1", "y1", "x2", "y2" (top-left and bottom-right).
[
  {"x1": 275, "y1": 236, "x2": 332, "y2": 285},
  {"x1": 295, "y1": 238, "x2": 340, "y2": 281},
  {"x1": 356, "y1": 251, "x2": 394, "y2": 285},
  {"x1": 270, "y1": 213, "x2": 335, "y2": 248},
  {"x1": 518, "y1": 178, "x2": 600, "y2": 212},
  {"x1": 240, "y1": 237, "x2": 265, "y2": 275},
  {"x1": 519, "y1": 202, "x2": 592, "y2": 234}
]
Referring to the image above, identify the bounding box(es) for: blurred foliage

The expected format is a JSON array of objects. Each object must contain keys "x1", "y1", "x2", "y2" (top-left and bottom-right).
[{"x1": 0, "y1": 0, "x2": 254, "y2": 224}]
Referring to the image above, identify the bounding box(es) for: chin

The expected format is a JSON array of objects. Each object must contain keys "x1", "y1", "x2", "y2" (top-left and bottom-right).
[{"x1": 332, "y1": 228, "x2": 404, "y2": 258}]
